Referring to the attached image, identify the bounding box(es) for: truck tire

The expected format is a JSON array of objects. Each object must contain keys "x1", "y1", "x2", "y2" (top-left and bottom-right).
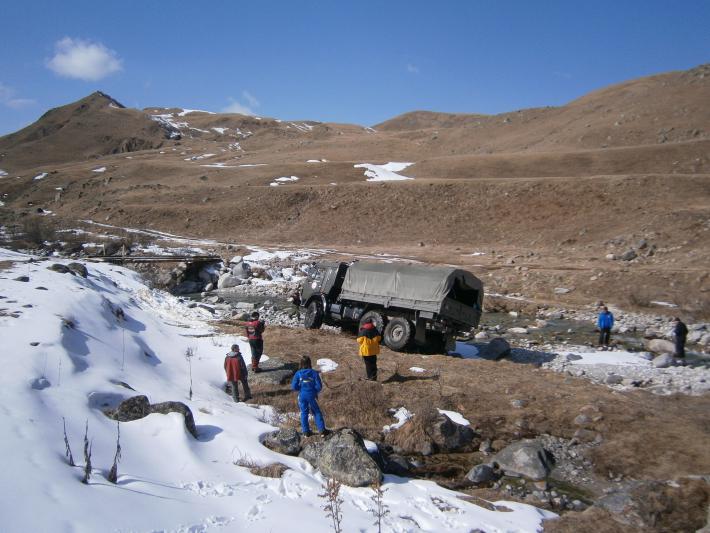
[
  {"x1": 383, "y1": 317, "x2": 413, "y2": 351},
  {"x1": 304, "y1": 300, "x2": 323, "y2": 329},
  {"x1": 359, "y1": 310, "x2": 386, "y2": 335}
]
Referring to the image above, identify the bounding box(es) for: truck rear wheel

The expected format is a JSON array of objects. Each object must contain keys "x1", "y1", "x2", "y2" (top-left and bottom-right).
[
  {"x1": 304, "y1": 300, "x2": 323, "y2": 329},
  {"x1": 383, "y1": 317, "x2": 413, "y2": 351},
  {"x1": 359, "y1": 310, "x2": 386, "y2": 334}
]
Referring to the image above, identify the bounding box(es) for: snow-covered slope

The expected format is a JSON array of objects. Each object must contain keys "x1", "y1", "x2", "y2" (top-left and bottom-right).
[{"x1": 0, "y1": 248, "x2": 553, "y2": 532}]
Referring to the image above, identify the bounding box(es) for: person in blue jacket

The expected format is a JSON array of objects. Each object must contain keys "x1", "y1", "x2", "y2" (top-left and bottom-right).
[
  {"x1": 291, "y1": 355, "x2": 327, "y2": 437},
  {"x1": 597, "y1": 306, "x2": 615, "y2": 349}
]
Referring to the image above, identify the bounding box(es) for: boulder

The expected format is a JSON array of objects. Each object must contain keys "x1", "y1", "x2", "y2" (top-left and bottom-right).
[
  {"x1": 652, "y1": 353, "x2": 675, "y2": 368},
  {"x1": 262, "y1": 428, "x2": 301, "y2": 456},
  {"x1": 465, "y1": 463, "x2": 499, "y2": 485},
  {"x1": 490, "y1": 439, "x2": 554, "y2": 481},
  {"x1": 48, "y1": 263, "x2": 71, "y2": 274},
  {"x1": 231, "y1": 261, "x2": 251, "y2": 279},
  {"x1": 428, "y1": 414, "x2": 477, "y2": 452},
  {"x1": 646, "y1": 338, "x2": 676, "y2": 354},
  {"x1": 104, "y1": 395, "x2": 198, "y2": 438},
  {"x1": 107, "y1": 395, "x2": 151, "y2": 421},
  {"x1": 479, "y1": 337, "x2": 511, "y2": 360},
  {"x1": 217, "y1": 273, "x2": 244, "y2": 289},
  {"x1": 150, "y1": 401, "x2": 198, "y2": 438},
  {"x1": 474, "y1": 331, "x2": 489, "y2": 340},
  {"x1": 14, "y1": 276, "x2": 30, "y2": 282},
  {"x1": 619, "y1": 249, "x2": 637, "y2": 261},
  {"x1": 381, "y1": 453, "x2": 411, "y2": 477},
  {"x1": 299, "y1": 428, "x2": 382, "y2": 487},
  {"x1": 605, "y1": 374, "x2": 624, "y2": 385},
  {"x1": 67, "y1": 262, "x2": 88, "y2": 278},
  {"x1": 553, "y1": 287, "x2": 572, "y2": 295}
]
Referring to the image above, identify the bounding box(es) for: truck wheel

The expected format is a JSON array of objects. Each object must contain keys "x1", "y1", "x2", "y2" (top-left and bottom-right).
[
  {"x1": 383, "y1": 317, "x2": 413, "y2": 351},
  {"x1": 304, "y1": 300, "x2": 323, "y2": 329},
  {"x1": 359, "y1": 310, "x2": 386, "y2": 334}
]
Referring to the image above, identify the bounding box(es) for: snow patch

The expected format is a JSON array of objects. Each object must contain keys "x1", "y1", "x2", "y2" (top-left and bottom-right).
[
  {"x1": 212, "y1": 127, "x2": 229, "y2": 134},
  {"x1": 33, "y1": 172, "x2": 48, "y2": 181},
  {"x1": 409, "y1": 366, "x2": 426, "y2": 373},
  {"x1": 91, "y1": 167, "x2": 107, "y2": 173},
  {"x1": 178, "y1": 108, "x2": 215, "y2": 116},
  {"x1": 270, "y1": 176, "x2": 299, "y2": 187},
  {"x1": 316, "y1": 358, "x2": 338, "y2": 373},
  {"x1": 383, "y1": 407, "x2": 414, "y2": 432},
  {"x1": 354, "y1": 162, "x2": 414, "y2": 182},
  {"x1": 438, "y1": 409, "x2": 470, "y2": 426}
]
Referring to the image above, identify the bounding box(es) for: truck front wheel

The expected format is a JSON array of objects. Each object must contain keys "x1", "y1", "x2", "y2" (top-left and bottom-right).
[
  {"x1": 383, "y1": 317, "x2": 413, "y2": 351},
  {"x1": 304, "y1": 300, "x2": 324, "y2": 329}
]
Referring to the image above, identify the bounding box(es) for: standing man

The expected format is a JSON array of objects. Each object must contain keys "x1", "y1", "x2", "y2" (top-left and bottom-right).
[
  {"x1": 291, "y1": 355, "x2": 327, "y2": 437},
  {"x1": 245, "y1": 311, "x2": 266, "y2": 372},
  {"x1": 597, "y1": 306, "x2": 615, "y2": 349},
  {"x1": 357, "y1": 317, "x2": 381, "y2": 380},
  {"x1": 673, "y1": 317, "x2": 689, "y2": 358},
  {"x1": 224, "y1": 344, "x2": 251, "y2": 402}
]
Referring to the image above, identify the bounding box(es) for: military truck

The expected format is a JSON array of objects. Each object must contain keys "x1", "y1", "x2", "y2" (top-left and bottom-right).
[{"x1": 300, "y1": 261, "x2": 483, "y2": 352}]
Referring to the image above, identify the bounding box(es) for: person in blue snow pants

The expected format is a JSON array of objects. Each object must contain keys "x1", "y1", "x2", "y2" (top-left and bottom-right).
[{"x1": 291, "y1": 355, "x2": 327, "y2": 437}]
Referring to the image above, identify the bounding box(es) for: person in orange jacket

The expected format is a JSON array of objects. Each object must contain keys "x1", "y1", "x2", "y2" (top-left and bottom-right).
[
  {"x1": 357, "y1": 317, "x2": 381, "y2": 380},
  {"x1": 224, "y1": 344, "x2": 251, "y2": 402}
]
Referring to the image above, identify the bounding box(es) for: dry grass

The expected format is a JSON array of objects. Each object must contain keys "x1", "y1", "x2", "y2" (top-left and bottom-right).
[{"x1": 234, "y1": 455, "x2": 289, "y2": 478}]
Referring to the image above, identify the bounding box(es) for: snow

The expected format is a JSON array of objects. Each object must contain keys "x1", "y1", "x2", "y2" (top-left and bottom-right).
[
  {"x1": 270, "y1": 176, "x2": 299, "y2": 187},
  {"x1": 354, "y1": 162, "x2": 414, "y2": 182},
  {"x1": 409, "y1": 367, "x2": 426, "y2": 373},
  {"x1": 212, "y1": 127, "x2": 229, "y2": 134},
  {"x1": 438, "y1": 409, "x2": 471, "y2": 426},
  {"x1": 200, "y1": 163, "x2": 238, "y2": 168},
  {"x1": 0, "y1": 169, "x2": 7, "y2": 177},
  {"x1": 383, "y1": 407, "x2": 414, "y2": 432},
  {"x1": 564, "y1": 348, "x2": 653, "y2": 367},
  {"x1": 92, "y1": 167, "x2": 107, "y2": 173},
  {"x1": 650, "y1": 301, "x2": 678, "y2": 308},
  {"x1": 178, "y1": 108, "x2": 215, "y2": 116},
  {"x1": 239, "y1": 163, "x2": 268, "y2": 167},
  {"x1": 184, "y1": 153, "x2": 215, "y2": 161},
  {"x1": 316, "y1": 358, "x2": 338, "y2": 373},
  {"x1": 33, "y1": 172, "x2": 48, "y2": 180},
  {"x1": 0, "y1": 248, "x2": 554, "y2": 531}
]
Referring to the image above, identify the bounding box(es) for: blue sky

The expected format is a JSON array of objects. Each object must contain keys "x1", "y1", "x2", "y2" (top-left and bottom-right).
[{"x1": 1, "y1": 0, "x2": 708, "y2": 135}]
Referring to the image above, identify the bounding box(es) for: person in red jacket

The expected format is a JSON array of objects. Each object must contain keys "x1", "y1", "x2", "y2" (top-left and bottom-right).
[
  {"x1": 224, "y1": 344, "x2": 251, "y2": 402},
  {"x1": 245, "y1": 311, "x2": 266, "y2": 372}
]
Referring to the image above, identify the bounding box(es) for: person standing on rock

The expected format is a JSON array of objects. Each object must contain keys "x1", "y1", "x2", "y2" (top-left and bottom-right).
[
  {"x1": 224, "y1": 344, "x2": 251, "y2": 402},
  {"x1": 245, "y1": 311, "x2": 266, "y2": 372},
  {"x1": 597, "y1": 306, "x2": 614, "y2": 349},
  {"x1": 291, "y1": 355, "x2": 327, "y2": 437},
  {"x1": 673, "y1": 317, "x2": 688, "y2": 358},
  {"x1": 357, "y1": 317, "x2": 381, "y2": 380}
]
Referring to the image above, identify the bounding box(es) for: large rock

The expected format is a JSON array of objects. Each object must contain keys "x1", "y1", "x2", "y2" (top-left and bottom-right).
[
  {"x1": 490, "y1": 439, "x2": 554, "y2": 481},
  {"x1": 48, "y1": 263, "x2": 71, "y2": 274},
  {"x1": 217, "y1": 273, "x2": 244, "y2": 289},
  {"x1": 652, "y1": 353, "x2": 675, "y2": 368},
  {"x1": 262, "y1": 428, "x2": 302, "y2": 456},
  {"x1": 104, "y1": 395, "x2": 198, "y2": 439},
  {"x1": 479, "y1": 337, "x2": 511, "y2": 360},
  {"x1": 67, "y1": 262, "x2": 88, "y2": 278},
  {"x1": 646, "y1": 338, "x2": 676, "y2": 354},
  {"x1": 300, "y1": 428, "x2": 382, "y2": 487},
  {"x1": 231, "y1": 261, "x2": 251, "y2": 279},
  {"x1": 428, "y1": 414, "x2": 478, "y2": 452},
  {"x1": 465, "y1": 463, "x2": 499, "y2": 485}
]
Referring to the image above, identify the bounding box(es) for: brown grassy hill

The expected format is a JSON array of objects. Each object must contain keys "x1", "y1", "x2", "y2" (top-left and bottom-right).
[
  {"x1": 376, "y1": 64, "x2": 710, "y2": 154},
  {"x1": 0, "y1": 92, "x2": 174, "y2": 170}
]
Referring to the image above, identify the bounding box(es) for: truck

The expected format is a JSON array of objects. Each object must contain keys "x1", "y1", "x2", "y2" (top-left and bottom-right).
[{"x1": 299, "y1": 261, "x2": 483, "y2": 353}]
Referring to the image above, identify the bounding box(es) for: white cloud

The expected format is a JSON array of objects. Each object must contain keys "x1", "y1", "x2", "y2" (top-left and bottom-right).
[
  {"x1": 242, "y1": 90, "x2": 260, "y2": 108},
  {"x1": 406, "y1": 63, "x2": 420, "y2": 74},
  {"x1": 46, "y1": 37, "x2": 123, "y2": 81},
  {"x1": 0, "y1": 82, "x2": 36, "y2": 109},
  {"x1": 221, "y1": 92, "x2": 261, "y2": 116}
]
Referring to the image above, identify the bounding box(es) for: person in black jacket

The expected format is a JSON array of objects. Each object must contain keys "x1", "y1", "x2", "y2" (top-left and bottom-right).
[{"x1": 673, "y1": 317, "x2": 689, "y2": 358}]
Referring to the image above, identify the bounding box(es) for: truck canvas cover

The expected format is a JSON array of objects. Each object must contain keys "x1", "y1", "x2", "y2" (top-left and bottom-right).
[{"x1": 340, "y1": 262, "x2": 482, "y2": 310}]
